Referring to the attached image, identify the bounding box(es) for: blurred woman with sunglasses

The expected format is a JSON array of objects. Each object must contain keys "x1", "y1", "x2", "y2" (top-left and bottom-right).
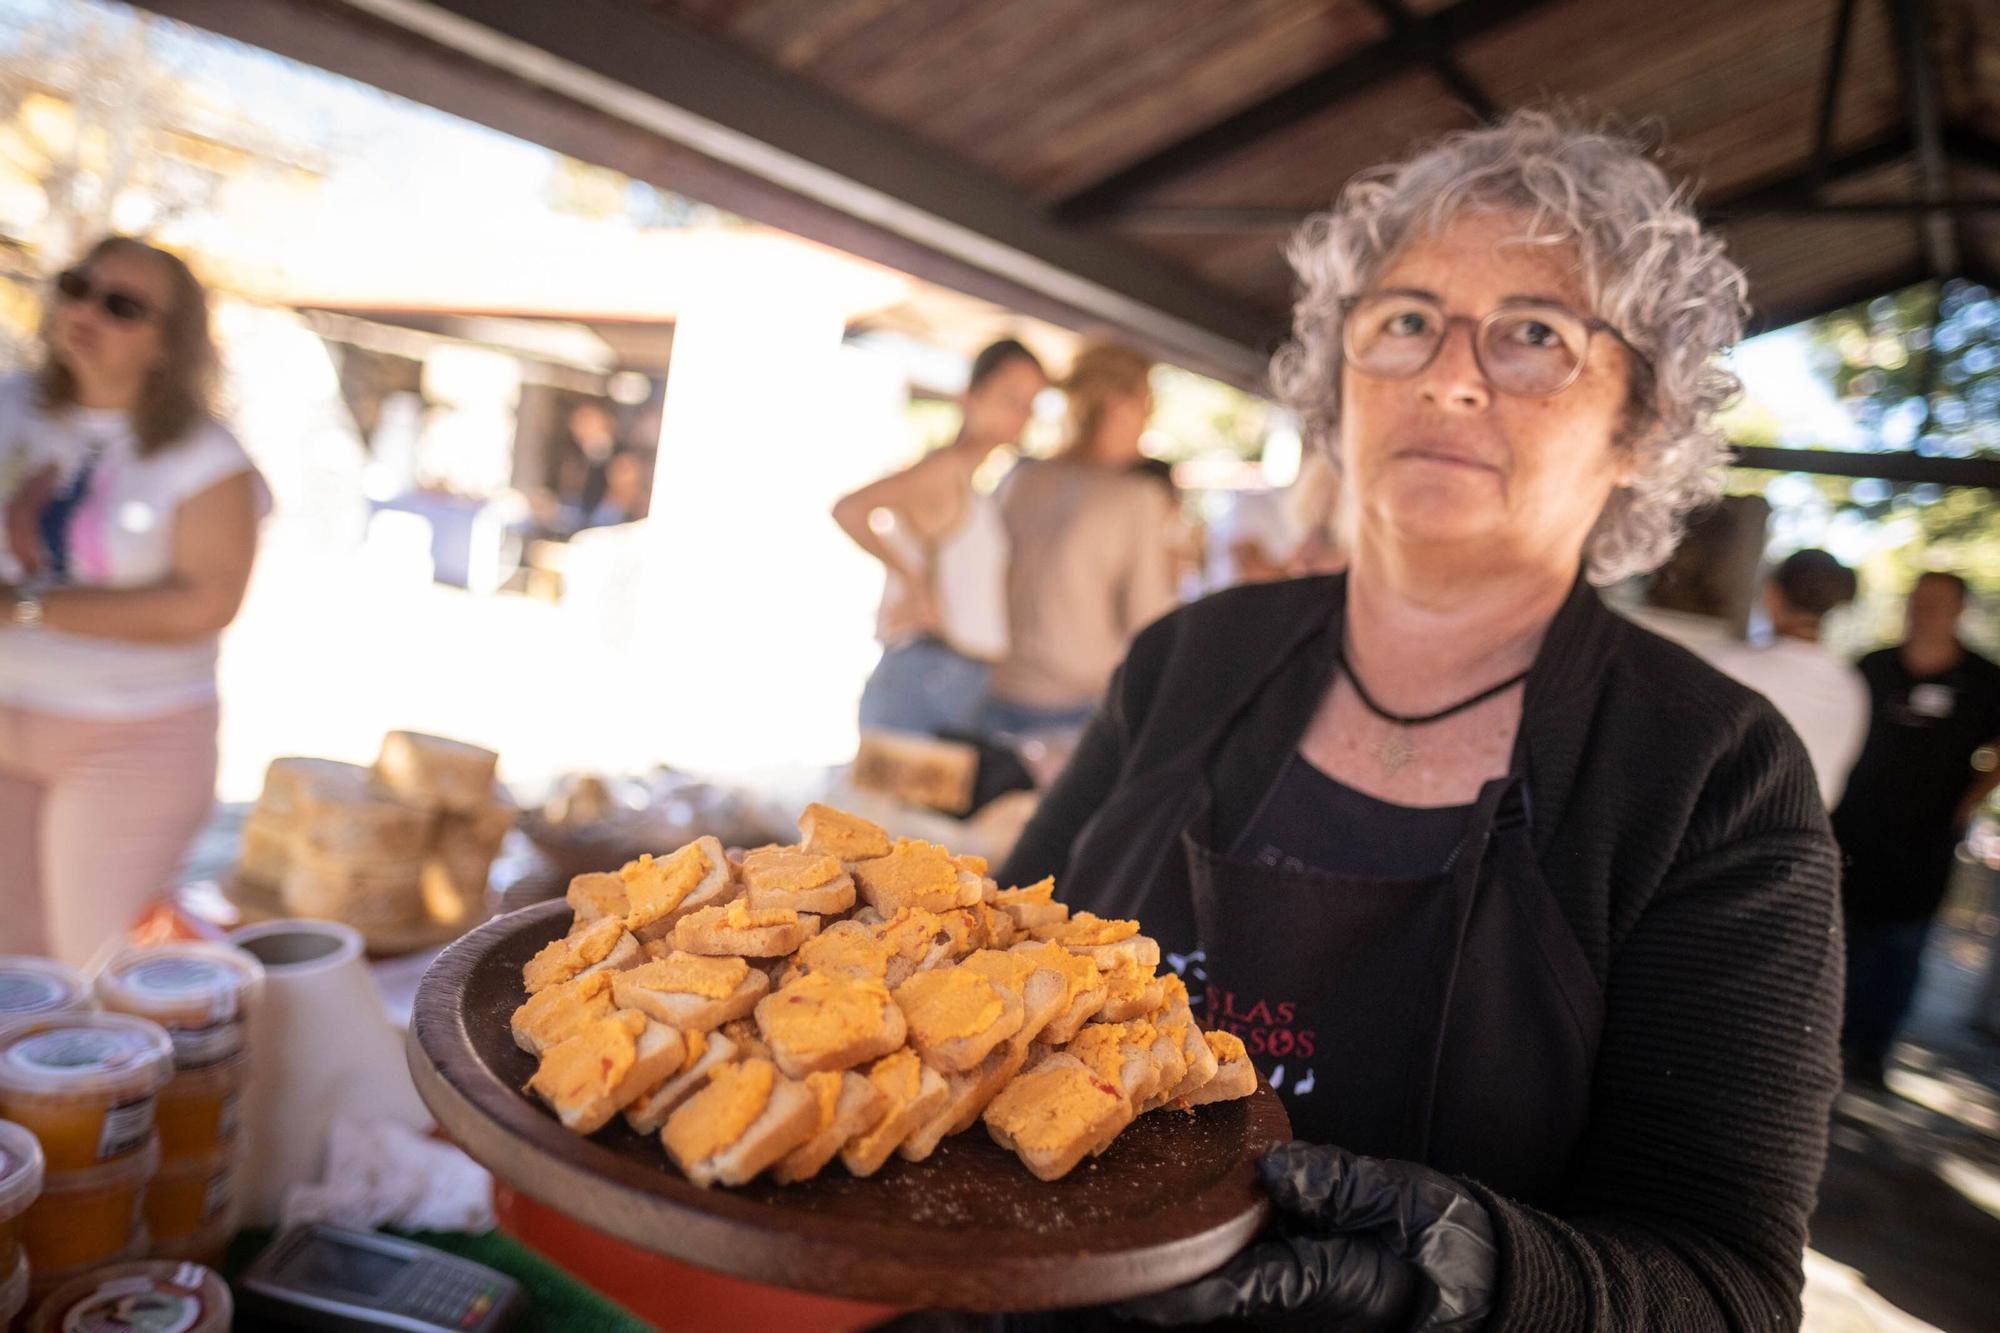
[
  {"x1": 0, "y1": 236, "x2": 264, "y2": 964},
  {"x1": 1003, "y1": 112, "x2": 1840, "y2": 1330}
]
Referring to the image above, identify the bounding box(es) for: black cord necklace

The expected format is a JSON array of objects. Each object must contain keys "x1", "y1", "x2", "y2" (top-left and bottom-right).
[{"x1": 1337, "y1": 644, "x2": 1530, "y2": 773}]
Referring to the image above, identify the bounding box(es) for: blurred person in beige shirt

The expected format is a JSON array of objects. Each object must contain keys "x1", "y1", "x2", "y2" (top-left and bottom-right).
[
  {"x1": 833, "y1": 339, "x2": 1047, "y2": 736},
  {"x1": 984, "y1": 342, "x2": 1179, "y2": 740}
]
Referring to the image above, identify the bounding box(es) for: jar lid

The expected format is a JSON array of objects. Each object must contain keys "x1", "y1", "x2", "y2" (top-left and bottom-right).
[
  {"x1": 0, "y1": 1014, "x2": 174, "y2": 1102},
  {"x1": 37, "y1": 1133, "x2": 159, "y2": 1193},
  {"x1": 0, "y1": 1119, "x2": 45, "y2": 1215},
  {"x1": 93, "y1": 943, "x2": 264, "y2": 1028},
  {"x1": 0, "y1": 959, "x2": 91, "y2": 1021},
  {"x1": 26, "y1": 1258, "x2": 230, "y2": 1333}
]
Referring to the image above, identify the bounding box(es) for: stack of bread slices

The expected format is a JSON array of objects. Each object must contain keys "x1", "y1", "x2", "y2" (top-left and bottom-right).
[{"x1": 510, "y1": 803, "x2": 1258, "y2": 1186}]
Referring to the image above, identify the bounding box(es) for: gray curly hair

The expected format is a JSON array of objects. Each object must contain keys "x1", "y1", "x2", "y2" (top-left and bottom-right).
[{"x1": 1269, "y1": 109, "x2": 1749, "y2": 583}]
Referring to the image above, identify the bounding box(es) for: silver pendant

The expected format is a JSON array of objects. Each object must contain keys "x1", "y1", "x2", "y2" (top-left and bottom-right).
[{"x1": 1372, "y1": 730, "x2": 1415, "y2": 773}]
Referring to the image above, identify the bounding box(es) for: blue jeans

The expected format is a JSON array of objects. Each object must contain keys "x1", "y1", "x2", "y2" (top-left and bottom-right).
[
  {"x1": 857, "y1": 638, "x2": 990, "y2": 737},
  {"x1": 1842, "y1": 916, "x2": 1934, "y2": 1064},
  {"x1": 979, "y1": 695, "x2": 1097, "y2": 744}
]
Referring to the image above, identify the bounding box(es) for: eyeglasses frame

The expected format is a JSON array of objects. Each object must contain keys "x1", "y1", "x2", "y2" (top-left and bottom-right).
[{"x1": 1336, "y1": 289, "x2": 1652, "y2": 397}]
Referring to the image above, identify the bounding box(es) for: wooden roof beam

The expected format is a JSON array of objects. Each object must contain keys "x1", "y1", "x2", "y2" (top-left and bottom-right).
[{"x1": 1051, "y1": 0, "x2": 1558, "y2": 224}]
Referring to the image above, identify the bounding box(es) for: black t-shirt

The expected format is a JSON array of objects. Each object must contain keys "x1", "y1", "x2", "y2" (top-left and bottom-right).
[
  {"x1": 1230, "y1": 751, "x2": 1472, "y2": 878},
  {"x1": 1832, "y1": 645, "x2": 2000, "y2": 906}
]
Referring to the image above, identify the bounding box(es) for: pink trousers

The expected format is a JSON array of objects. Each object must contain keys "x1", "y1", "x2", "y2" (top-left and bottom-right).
[{"x1": 0, "y1": 699, "x2": 219, "y2": 965}]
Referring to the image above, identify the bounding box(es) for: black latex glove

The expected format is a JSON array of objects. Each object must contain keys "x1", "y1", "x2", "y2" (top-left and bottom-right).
[{"x1": 1114, "y1": 1142, "x2": 1496, "y2": 1331}]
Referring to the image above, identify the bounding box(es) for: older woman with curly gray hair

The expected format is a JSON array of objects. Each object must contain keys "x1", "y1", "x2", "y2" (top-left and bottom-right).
[{"x1": 1001, "y1": 110, "x2": 1839, "y2": 1331}]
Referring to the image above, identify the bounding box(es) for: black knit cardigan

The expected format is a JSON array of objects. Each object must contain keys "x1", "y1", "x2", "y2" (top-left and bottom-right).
[{"x1": 999, "y1": 574, "x2": 1843, "y2": 1332}]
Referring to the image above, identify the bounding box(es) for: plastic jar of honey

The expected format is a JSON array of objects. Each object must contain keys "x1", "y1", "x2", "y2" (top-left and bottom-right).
[
  {"x1": 21, "y1": 1134, "x2": 157, "y2": 1273},
  {"x1": 94, "y1": 943, "x2": 263, "y2": 1071},
  {"x1": 0, "y1": 1015, "x2": 173, "y2": 1170},
  {"x1": 153, "y1": 1049, "x2": 248, "y2": 1163},
  {"x1": 0, "y1": 1119, "x2": 45, "y2": 1278},
  {"x1": 142, "y1": 1142, "x2": 239, "y2": 1246},
  {"x1": 26, "y1": 1258, "x2": 232, "y2": 1333},
  {"x1": 0, "y1": 958, "x2": 91, "y2": 1022}
]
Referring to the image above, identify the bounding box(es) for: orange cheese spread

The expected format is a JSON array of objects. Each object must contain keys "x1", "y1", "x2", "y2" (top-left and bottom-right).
[
  {"x1": 1061, "y1": 1025, "x2": 1131, "y2": 1087},
  {"x1": 867, "y1": 1049, "x2": 923, "y2": 1106},
  {"x1": 875, "y1": 907, "x2": 971, "y2": 964},
  {"x1": 895, "y1": 970, "x2": 1004, "y2": 1046},
  {"x1": 799, "y1": 804, "x2": 892, "y2": 860},
  {"x1": 741, "y1": 848, "x2": 842, "y2": 894},
  {"x1": 681, "y1": 1028, "x2": 709, "y2": 1070},
  {"x1": 1205, "y1": 1029, "x2": 1248, "y2": 1063},
  {"x1": 951, "y1": 853, "x2": 989, "y2": 878},
  {"x1": 759, "y1": 974, "x2": 894, "y2": 1058},
  {"x1": 852, "y1": 840, "x2": 961, "y2": 912},
  {"x1": 1012, "y1": 941, "x2": 1103, "y2": 996},
  {"x1": 529, "y1": 1010, "x2": 645, "y2": 1106},
  {"x1": 986, "y1": 1064, "x2": 1123, "y2": 1155},
  {"x1": 793, "y1": 925, "x2": 894, "y2": 980},
  {"x1": 663, "y1": 1059, "x2": 774, "y2": 1166},
  {"x1": 622, "y1": 843, "x2": 712, "y2": 927},
  {"x1": 566, "y1": 873, "x2": 628, "y2": 922},
  {"x1": 995, "y1": 876, "x2": 1056, "y2": 905},
  {"x1": 638, "y1": 953, "x2": 749, "y2": 1000},
  {"x1": 513, "y1": 972, "x2": 617, "y2": 1049},
  {"x1": 1037, "y1": 912, "x2": 1138, "y2": 947},
  {"x1": 956, "y1": 949, "x2": 1033, "y2": 992},
  {"x1": 524, "y1": 916, "x2": 623, "y2": 992},
  {"x1": 722, "y1": 900, "x2": 798, "y2": 931}
]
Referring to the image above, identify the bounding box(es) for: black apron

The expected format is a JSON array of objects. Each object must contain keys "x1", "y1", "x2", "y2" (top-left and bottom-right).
[{"x1": 1064, "y1": 614, "x2": 1605, "y2": 1208}]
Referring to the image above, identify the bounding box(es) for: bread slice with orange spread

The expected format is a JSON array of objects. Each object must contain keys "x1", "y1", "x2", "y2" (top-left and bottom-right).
[
  {"x1": 612, "y1": 951, "x2": 770, "y2": 1031},
  {"x1": 528, "y1": 1010, "x2": 687, "y2": 1133},
  {"x1": 740, "y1": 847, "x2": 858, "y2": 916},
  {"x1": 522, "y1": 916, "x2": 641, "y2": 994},
  {"x1": 621, "y1": 837, "x2": 737, "y2": 942},
  {"x1": 660, "y1": 1057, "x2": 819, "y2": 1188},
  {"x1": 892, "y1": 967, "x2": 1024, "y2": 1074},
  {"x1": 1008, "y1": 940, "x2": 1108, "y2": 1044},
  {"x1": 623, "y1": 1027, "x2": 739, "y2": 1134},
  {"x1": 898, "y1": 1040, "x2": 1027, "y2": 1161},
  {"x1": 839, "y1": 1048, "x2": 949, "y2": 1177},
  {"x1": 1030, "y1": 912, "x2": 1160, "y2": 971},
  {"x1": 754, "y1": 970, "x2": 906, "y2": 1078},
  {"x1": 1183, "y1": 1029, "x2": 1259, "y2": 1106},
  {"x1": 1098, "y1": 956, "x2": 1169, "y2": 1023},
  {"x1": 797, "y1": 803, "x2": 892, "y2": 863},
  {"x1": 673, "y1": 899, "x2": 820, "y2": 957},
  {"x1": 779, "y1": 919, "x2": 895, "y2": 987},
  {"x1": 851, "y1": 839, "x2": 985, "y2": 917},
  {"x1": 771, "y1": 1070, "x2": 887, "y2": 1184},
  {"x1": 510, "y1": 970, "x2": 618, "y2": 1055},
  {"x1": 992, "y1": 877, "x2": 1068, "y2": 932},
  {"x1": 982, "y1": 1052, "x2": 1131, "y2": 1182},
  {"x1": 565, "y1": 872, "x2": 629, "y2": 926}
]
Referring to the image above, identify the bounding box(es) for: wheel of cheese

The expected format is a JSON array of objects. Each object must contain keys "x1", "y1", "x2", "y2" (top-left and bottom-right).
[
  {"x1": 281, "y1": 852, "x2": 426, "y2": 928},
  {"x1": 375, "y1": 731, "x2": 500, "y2": 813},
  {"x1": 291, "y1": 788, "x2": 435, "y2": 864},
  {"x1": 253, "y1": 757, "x2": 373, "y2": 822}
]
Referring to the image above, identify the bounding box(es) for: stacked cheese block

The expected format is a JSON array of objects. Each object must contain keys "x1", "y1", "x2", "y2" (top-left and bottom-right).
[
  {"x1": 235, "y1": 733, "x2": 513, "y2": 930},
  {"x1": 510, "y1": 804, "x2": 1257, "y2": 1186}
]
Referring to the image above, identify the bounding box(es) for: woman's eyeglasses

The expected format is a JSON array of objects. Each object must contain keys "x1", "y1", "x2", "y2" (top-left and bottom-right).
[
  {"x1": 1339, "y1": 290, "x2": 1650, "y2": 397},
  {"x1": 54, "y1": 269, "x2": 157, "y2": 325}
]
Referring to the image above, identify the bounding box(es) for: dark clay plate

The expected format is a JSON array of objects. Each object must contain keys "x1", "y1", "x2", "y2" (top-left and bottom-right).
[{"x1": 408, "y1": 898, "x2": 1289, "y2": 1310}]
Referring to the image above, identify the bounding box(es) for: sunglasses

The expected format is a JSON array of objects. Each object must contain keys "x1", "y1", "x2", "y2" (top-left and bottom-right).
[
  {"x1": 1339, "y1": 290, "x2": 1651, "y2": 398},
  {"x1": 54, "y1": 269, "x2": 158, "y2": 325}
]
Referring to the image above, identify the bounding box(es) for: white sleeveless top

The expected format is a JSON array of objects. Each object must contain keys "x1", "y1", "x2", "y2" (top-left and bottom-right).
[{"x1": 0, "y1": 373, "x2": 266, "y2": 719}]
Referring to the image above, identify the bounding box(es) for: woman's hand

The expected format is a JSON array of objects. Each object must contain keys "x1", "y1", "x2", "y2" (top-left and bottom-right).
[
  {"x1": 1115, "y1": 1142, "x2": 1496, "y2": 1331},
  {"x1": 5, "y1": 463, "x2": 55, "y2": 576}
]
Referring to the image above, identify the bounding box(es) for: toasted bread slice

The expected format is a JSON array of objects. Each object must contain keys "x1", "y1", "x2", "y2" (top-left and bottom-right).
[
  {"x1": 851, "y1": 839, "x2": 984, "y2": 916},
  {"x1": 623, "y1": 837, "x2": 737, "y2": 941},
  {"x1": 1182, "y1": 1029, "x2": 1259, "y2": 1107},
  {"x1": 566, "y1": 872, "x2": 629, "y2": 926},
  {"x1": 529, "y1": 1010, "x2": 687, "y2": 1134},
  {"x1": 893, "y1": 968, "x2": 1024, "y2": 1074},
  {"x1": 992, "y1": 877, "x2": 1068, "y2": 932},
  {"x1": 672, "y1": 900, "x2": 820, "y2": 957},
  {"x1": 798, "y1": 803, "x2": 892, "y2": 862},
  {"x1": 954, "y1": 948, "x2": 1068, "y2": 1045},
  {"x1": 1009, "y1": 940, "x2": 1107, "y2": 1044},
  {"x1": 1098, "y1": 956, "x2": 1169, "y2": 1023},
  {"x1": 1030, "y1": 912, "x2": 1161, "y2": 971},
  {"x1": 983, "y1": 1053, "x2": 1131, "y2": 1182},
  {"x1": 872, "y1": 906, "x2": 979, "y2": 987},
  {"x1": 1063, "y1": 1022, "x2": 1163, "y2": 1107},
  {"x1": 740, "y1": 847, "x2": 858, "y2": 916},
  {"x1": 661, "y1": 1058, "x2": 819, "y2": 1188},
  {"x1": 613, "y1": 952, "x2": 770, "y2": 1032},
  {"x1": 839, "y1": 1049, "x2": 949, "y2": 1178},
  {"x1": 772, "y1": 1070, "x2": 887, "y2": 1184},
  {"x1": 899, "y1": 1041, "x2": 1023, "y2": 1161},
  {"x1": 1148, "y1": 1009, "x2": 1221, "y2": 1110},
  {"x1": 755, "y1": 971, "x2": 907, "y2": 1078},
  {"x1": 623, "y1": 1029, "x2": 739, "y2": 1134},
  {"x1": 510, "y1": 970, "x2": 618, "y2": 1055},
  {"x1": 782, "y1": 919, "x2": 895, "y2": 986},
  {"x1": 969, "y1": 901, "x2": 1018, "y2": 950},
  {"x1": 523, "y1": 916, "x2": 642, "y2": 994}
]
